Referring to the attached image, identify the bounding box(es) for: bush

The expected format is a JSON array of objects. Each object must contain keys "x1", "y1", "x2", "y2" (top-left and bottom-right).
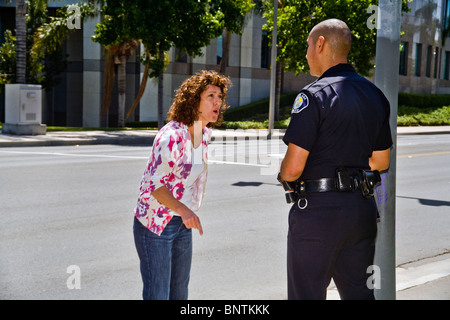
[
  {"x1": 222, "y1": 92, "x2": 450, "y2": 128},
  {"x1": 223, "y1": 92, "x2": 298, "y2": 121},
  {"x1": 398, "y1": 92, "x2": 450, "y2": 109},
  {"x1": 221, "y1": 120, "x2": 268, "y2": 130},
  {"x1": 125, "y1": 121, "x2": 159, "y2": 128},
  {"x1": 397, "y1": 105, "x2": 450, "y2": 126},
  {"x1": 119, "y1": 93, "x2": 450, "y2": 130}
]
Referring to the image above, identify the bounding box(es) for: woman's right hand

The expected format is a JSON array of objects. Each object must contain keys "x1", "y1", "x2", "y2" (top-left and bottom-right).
[
  {"x1": 152, "y1": 186, "x2": 203, "y2": 235},
  {"x1": 179, "y1": 208, "x2": 203, "y2": 236}
]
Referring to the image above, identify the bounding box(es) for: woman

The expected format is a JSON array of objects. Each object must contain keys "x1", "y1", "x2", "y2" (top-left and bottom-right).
[{"x1": 133, "y1": 70, "x2": 231, "y2": 300}]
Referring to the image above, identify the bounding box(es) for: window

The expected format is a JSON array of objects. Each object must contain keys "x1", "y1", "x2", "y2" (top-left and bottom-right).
[
  {"x1": 399, "y1": 42, "x2": 408, "y2": 76},
  {"x1": 175, "y1": 48, "x2": 188, "y2": 63},
  {"x1": 217, "y1": 35, "x2": 223, "y2": 65},
  {"x1": 444, "y1": 0, "x2": 450, "y2": 32},
  {"x1": 444, "y1": 51, "x2": 450, "y2": 80},
  {"x1": 434, "y1": 47, "x2": 440, "y2": 79},
  {"x1": 426, "y1": 45, "x2": 432, "y2": 78},
  {"x1": 261, "y1": 31, "x2": 271, "y2": 69},
  {"x1": 415, "y1": 43, "x2": 422, "y2": 77}
]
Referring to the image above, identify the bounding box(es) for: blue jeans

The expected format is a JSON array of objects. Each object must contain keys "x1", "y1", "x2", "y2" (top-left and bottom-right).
[{"x1": 133, "y1": 216, "x2": 193, "y2": 300}]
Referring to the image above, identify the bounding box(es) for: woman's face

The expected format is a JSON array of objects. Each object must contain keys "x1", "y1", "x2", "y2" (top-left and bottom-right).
[{"x1": 197, "y1": 85, "x2": 222, "y2": 125}]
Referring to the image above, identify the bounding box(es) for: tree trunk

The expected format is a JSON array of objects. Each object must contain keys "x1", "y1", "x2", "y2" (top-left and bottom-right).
[
  {"x1": 117, "y1": 54, "x2": 127, "y2": 127},
  {"x1": 101, "y1": 49, "x2": 116, "y2": 124},
  {"x1": 126, "y1": 52, "x2": 150, "y2": 120},
  {"x1": 102, "y1": 40, "x2": 138, "y2": 125},
  {"x1": 16, "y1": 0, "x2": 27, "y2": 84},
  {"x1": 219, "y1": 29, "x2": 231, "y2": 74},
  {"x1": 219, "y1": 29, "x2": 231, "y2": 75}
]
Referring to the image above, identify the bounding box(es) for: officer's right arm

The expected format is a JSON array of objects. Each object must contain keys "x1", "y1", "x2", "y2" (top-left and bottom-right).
[{"x1": 280, "y1": 143, "x2": 310, "y2": 182}]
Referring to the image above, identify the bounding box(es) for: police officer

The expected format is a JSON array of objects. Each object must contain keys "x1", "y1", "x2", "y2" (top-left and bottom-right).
[{"x1": 279, "y1": 19, "x2": 393, "y2": 300}]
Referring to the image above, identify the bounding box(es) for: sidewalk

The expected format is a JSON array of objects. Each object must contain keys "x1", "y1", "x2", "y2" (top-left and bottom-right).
[
  {"x1": 0, "y1": 128, "x2": 158, "y2": 148},
  {"x1": 326, "y1": 252, "x2": 450, "y2": 300},
  {"x1": 1, "y1": 126, "x2": 449, "y2": 148}
]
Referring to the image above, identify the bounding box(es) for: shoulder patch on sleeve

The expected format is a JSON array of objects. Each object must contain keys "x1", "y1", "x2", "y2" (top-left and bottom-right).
[{"x1": 292, "y1": 93, "x2": 309, "y2": 114}]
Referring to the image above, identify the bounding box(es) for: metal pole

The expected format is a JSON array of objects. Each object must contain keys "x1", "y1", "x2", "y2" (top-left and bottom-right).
[
  {"x1": 373, "y1": 0, "x2": 402, "y2": 300},
  {"x1": 268, "y1": 0, "x2": 278, "y2": 137}
]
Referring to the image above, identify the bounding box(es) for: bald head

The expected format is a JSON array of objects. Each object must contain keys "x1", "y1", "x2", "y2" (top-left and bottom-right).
[{"x1": 310, "y1": 19, "x2": 352, "y2": 59}]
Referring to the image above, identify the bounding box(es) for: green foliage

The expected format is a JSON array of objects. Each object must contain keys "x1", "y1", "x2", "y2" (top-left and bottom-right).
[
  {"x1": 262, "y1": 0, "x2": 411, "y2": 77},
  {"x1": 397, "y1": 105, "x2": 450, "y2": 126},
  {"x1": 223, "y1": 92, "x2": 450, "y2": 128},
  {"x1": 221, "y1": 120, "x2": 269, "y2": 129},
  {"x1": 224, "y1": 91, "x2": 298, "y2": 121},
  {"x1": 221, "y1": 118, "x2": 291, "y2": 129},
  {"x1": 0, "y1": 30, "x2": 16, "y2": 85},
  {"x1": 93, "y1": 0, "x2": 254, "y2": 78}
]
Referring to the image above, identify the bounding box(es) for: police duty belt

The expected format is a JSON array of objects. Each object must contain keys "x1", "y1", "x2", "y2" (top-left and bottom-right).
[{"x1": 277, "y1": 168, "x2": 382, "y2": 209}]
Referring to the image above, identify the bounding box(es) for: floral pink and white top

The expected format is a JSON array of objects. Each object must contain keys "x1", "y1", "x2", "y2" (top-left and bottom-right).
[{"x1": 134, "y1": 121, "x2": 212, "y2": 236}]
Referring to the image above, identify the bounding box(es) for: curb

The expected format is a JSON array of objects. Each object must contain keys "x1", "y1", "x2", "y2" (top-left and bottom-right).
[
  {"x1": 1, "y1": 127, "x2": 449, "y2": 148},
  {"x1": 0, "y1": 136, "x2": 156, "y2": 148},
  {"x1": 396, "y1": 126, "x2": 450, "y2": 135}
]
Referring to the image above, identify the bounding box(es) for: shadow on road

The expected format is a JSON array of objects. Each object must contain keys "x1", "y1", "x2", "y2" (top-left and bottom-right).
[{"x1": 397, "y1": 195, "x2": 450, "y2": 208}]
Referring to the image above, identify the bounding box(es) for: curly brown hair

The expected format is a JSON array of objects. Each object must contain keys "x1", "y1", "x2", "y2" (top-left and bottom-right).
[{"x1": 167, "y1": 70, "x2": 231, "y2": 128}]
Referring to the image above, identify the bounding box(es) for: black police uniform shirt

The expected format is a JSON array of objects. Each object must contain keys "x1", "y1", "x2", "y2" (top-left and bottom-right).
[{"x1": 283, "y1": 63, "x2": 393, "y2": 181}]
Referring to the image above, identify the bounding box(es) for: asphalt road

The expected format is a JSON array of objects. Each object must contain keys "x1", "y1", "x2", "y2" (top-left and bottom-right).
[
  {"x1": 395, "y1": 134, "x2": 450, "y2": 265},
  {"x1": 0, "y1": 134, "x2": 449, "y2": 299}
]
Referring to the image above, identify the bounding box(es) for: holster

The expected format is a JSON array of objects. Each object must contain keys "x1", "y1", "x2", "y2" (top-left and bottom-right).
[
  {"x1": 335, "y1": 167, "x2": 381, "y2": 198},
  {"x1": 358, "y1": 169, "x2": 382, "y2": 199}
]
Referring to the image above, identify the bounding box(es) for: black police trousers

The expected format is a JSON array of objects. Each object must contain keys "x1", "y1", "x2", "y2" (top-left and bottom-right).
[{"x1": 287, "y1": 191, "x2": 378, "y2": 300}]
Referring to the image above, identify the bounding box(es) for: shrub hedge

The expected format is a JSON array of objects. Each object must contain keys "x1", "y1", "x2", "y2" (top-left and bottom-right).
[
  {"x1": 222, "y1": 92, "x2": 450, "y2": 128},
  {"x1": 398, "y1": 92, "x2": 450, "y2": 109}
]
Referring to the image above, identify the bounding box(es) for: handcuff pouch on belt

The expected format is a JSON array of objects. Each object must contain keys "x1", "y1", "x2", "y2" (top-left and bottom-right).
[
  {"x1": 277, "y1": 168, "x2": 381, "y2": 210},
  {"x1": 277, "y1": 174, "x2": 308, "y2": 209}
]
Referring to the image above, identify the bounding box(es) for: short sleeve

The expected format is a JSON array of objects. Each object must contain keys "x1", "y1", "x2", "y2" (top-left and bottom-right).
[
  {"x1": 147, "y1": 128, "x2": 183, "y2": 192},
  {"x1": 373, "y1": 97, "x2": 393, "y2": 151},
  {"x1": 282, "y1": 91, "x2": 320, "y2": 152}
]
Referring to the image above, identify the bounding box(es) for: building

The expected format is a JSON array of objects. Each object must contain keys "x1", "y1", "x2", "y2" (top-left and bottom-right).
[
  {"x1": 0, "y1": 0, "x2": 449, "y2": 127},
  {"x1": 398, "y1": 0, "x2": 450, "y2": 94}
]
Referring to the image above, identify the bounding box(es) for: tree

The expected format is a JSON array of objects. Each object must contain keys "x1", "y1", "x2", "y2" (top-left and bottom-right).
[
  {"x1": 101, "y1": 40, "x2": 139, "y2": 127},
  {"x1": 0, "y1": 1, "x2": 97, "y2": 87},
  {"x1": 262, "y1": 0, "x2": 411, "y2": 77},
  {"x1": 93, "y1": 0, "x2": 254, "y2": 128},
  {"x1": 259, "y1": 0, "x2": 410, "y2": 122},
  {"x1": 0, "y1": 30, "x2": 16, "y2": 85}
]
